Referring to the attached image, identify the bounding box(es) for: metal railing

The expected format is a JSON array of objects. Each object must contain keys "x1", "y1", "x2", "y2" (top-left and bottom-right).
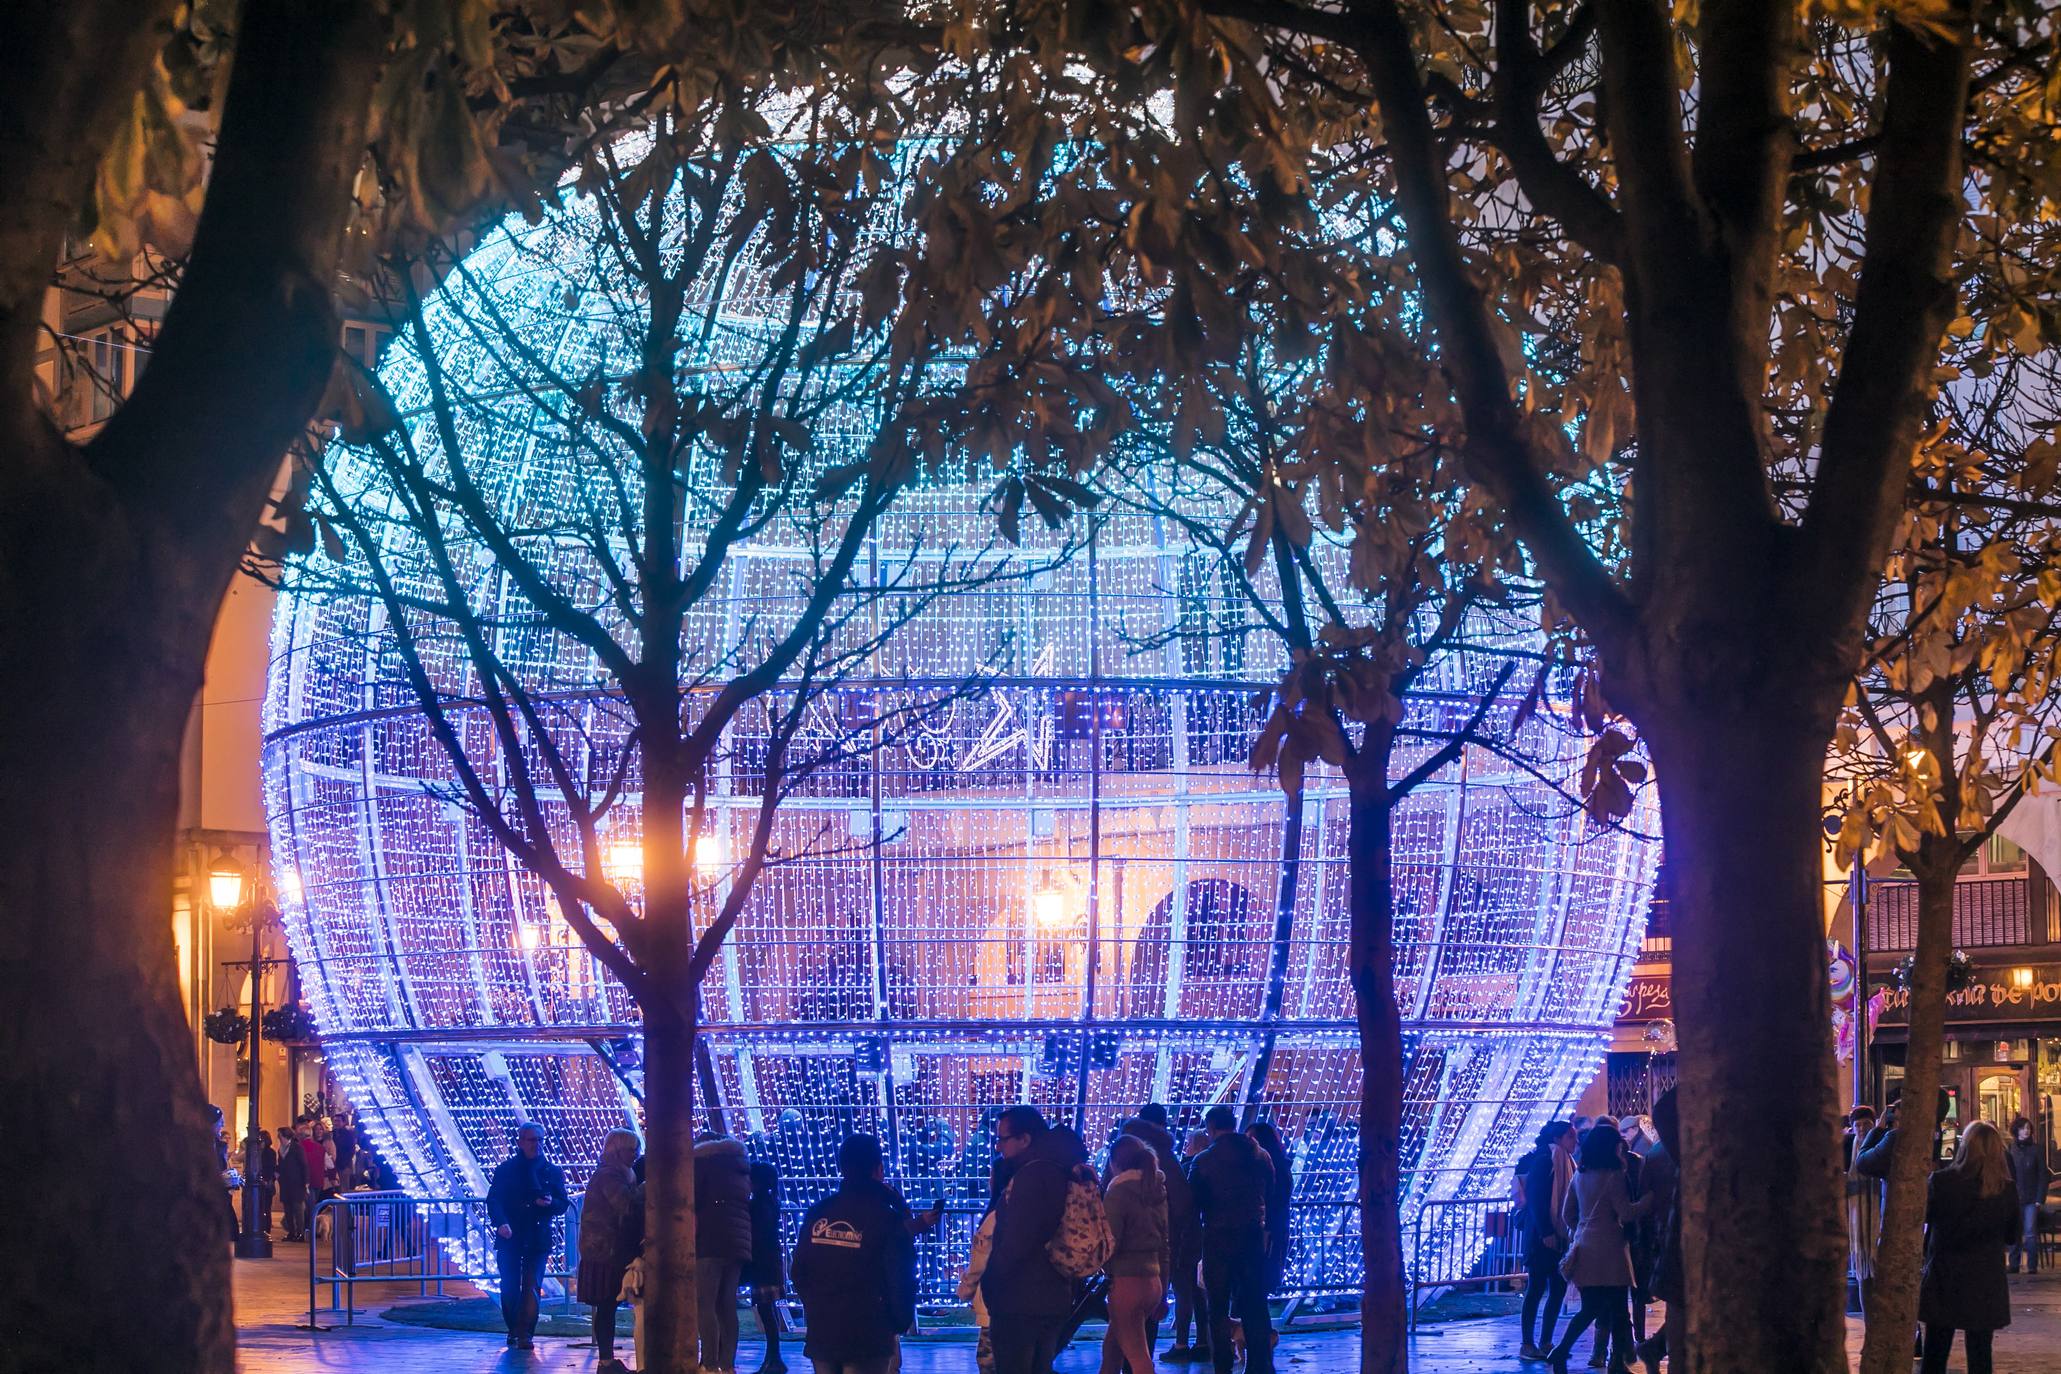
[
  {"x1": 1405, "y1": 1198, "x2": 1525, "y2": 1328},
  {"x1": 307, "y1": 1192, "x2": 575, "y2": 1327},
  {"x1": 1866, "y1": 877, "x2": 2036, "y2": 952}
]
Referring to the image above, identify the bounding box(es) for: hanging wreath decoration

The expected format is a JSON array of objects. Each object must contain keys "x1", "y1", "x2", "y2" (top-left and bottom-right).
[
  {"x1": 1888, "y1": 949, "x2": 1976, "y2": 995},
  {"x1": 203, "y1": 1007, "x2": 252, "y2": 1045},
  {"x1": 261, "y1": 1006, "x2": 319, "y2": 1043}
]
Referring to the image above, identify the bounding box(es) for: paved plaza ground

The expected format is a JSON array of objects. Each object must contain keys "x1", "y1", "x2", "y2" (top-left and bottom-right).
[{"x1": 234, "y1": 1239, "x2": 2061, "y2": 1374}]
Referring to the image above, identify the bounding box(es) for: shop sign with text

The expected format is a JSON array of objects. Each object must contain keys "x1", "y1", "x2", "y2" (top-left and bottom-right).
[
  {"x1": 1616, "y1": 973, "x2": 1673, "y2": 1023},
  {"x1": 1871, "y1": 964, "x2": 2061, "y2": 1025}
]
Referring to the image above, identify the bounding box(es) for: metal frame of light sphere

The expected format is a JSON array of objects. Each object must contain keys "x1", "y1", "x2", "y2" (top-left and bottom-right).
[{"x1": 262, "y1": 166, "x2": 1659, "y2": 1306}]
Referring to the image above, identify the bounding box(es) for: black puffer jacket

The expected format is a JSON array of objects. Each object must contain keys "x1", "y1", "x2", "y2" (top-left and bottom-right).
[
  {"x1": 982, "y1": 1129, "x2": 1086, "y2": 1318},
  {"x1": 791, "y1": 1178, "x2": 916, "y2": 1361},
  {"x1": 1189, "y1": 1132, "x2": 1274, "y2": 1233},
  {"x1": 695, "y1": 1136, "x2": 755, "y2": 1263}
]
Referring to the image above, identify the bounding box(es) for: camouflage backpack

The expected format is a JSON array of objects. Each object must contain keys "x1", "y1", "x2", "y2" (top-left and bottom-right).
[{"x1": 1044, "y1": 1162, "x2": 1116, "y2": 1279}]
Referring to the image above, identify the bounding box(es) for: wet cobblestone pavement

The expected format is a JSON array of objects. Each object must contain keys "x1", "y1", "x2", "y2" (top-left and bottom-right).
[{"x1": 234, "y1": 1239, "x2": 2061, "y2": 1374}]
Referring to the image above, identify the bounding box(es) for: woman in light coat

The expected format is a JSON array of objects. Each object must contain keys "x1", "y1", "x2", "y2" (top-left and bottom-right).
[
  {"x1": 1101, "y1": 1134, "x2": 1172, "y2": 1374},
  {"x1": 1548, "y1": 1126, "x2": 1654, "y2": 1374},
  {"x1": 578, "y1": 1130, "x2": 643, "y2": 1373}
]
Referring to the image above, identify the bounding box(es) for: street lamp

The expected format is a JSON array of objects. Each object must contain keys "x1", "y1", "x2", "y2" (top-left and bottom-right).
[{"x1": 212, "y1": 855, "x2": 275, "y2": 1261}]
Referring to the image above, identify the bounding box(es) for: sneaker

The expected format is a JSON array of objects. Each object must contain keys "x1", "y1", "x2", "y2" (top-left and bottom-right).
[
  {"x1": 1520, "y1": 1344, "x2": 1548, "y2": 1361},
  {"x1": 1587, "y1": 1350, "x2": 1607, "y2": 1368},
  {"x1": 1163, "y1": 1349, "x2": 1196, "y2": 1364}
]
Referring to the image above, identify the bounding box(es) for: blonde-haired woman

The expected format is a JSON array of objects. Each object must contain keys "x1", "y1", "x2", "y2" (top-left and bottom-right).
[
  {"x1": 1918, "y1": 1119, "x2": 2019, "y2": 1374},
  {"x1": 1102, "y1": 1133, "x2": 1172, "y2": 1374},
  {"x1": 579, "y1": 1130, "x2": 644, "y2": 1373}
]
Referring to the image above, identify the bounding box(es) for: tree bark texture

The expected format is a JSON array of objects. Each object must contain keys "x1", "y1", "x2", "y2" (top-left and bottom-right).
[
  {"x1": 0, "y1": 546, "x2": 235, "y2": 1372},
  {"x1": 1856, "y1": 864, "x2": 1954, "y2": 1374},
  {"x1": 1646, "y1": 715, "x2": 1848, "y2": 1374},
  {"x1": 0, "y1": 4, "x2": 380, "y2": 1368},
  {"x1": 1348, "y1": 780, "x2": 1407, "y2": 1374},
  {"x1": 641, "y1": 1003, "x2": 703, "y2": 1374}
]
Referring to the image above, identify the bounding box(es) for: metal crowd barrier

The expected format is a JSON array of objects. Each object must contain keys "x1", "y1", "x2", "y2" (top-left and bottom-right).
[
  {"x1": 307, "y1": 1192, "x2": 575, "y2": 1327},
  {"x1": 1406, "y1": 1197, "x2": 1525, "y2": 1328}
]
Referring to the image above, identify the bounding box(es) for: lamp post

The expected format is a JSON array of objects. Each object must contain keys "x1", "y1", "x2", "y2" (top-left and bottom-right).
[{"x1": 213, "y1": 858, "x2": 275, "y2": 1261}]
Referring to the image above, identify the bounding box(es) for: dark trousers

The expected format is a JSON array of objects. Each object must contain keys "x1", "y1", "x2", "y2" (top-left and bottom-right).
[
  {"x1": 990, "y1": 1311, "x2": 1068, "y2": 1374},
  {"x1": 2011, "y1": 1203, "x2": 2041, "y2": 1271},
  {"x1": 1920, "y1": 1326, "x2": 1993, "y2": 1374},
  {"x1": 754, "y1": 1289, "x2": 785, "y2": 1366},
  {"x1": 1551, "y1": 1285, "x2": 1631, "y2": 1366},
  {"x1": 1202, "y1": 1228, "x2": 1273, "y2": 1374},
  {"x1": 811, "y1": 1360, "x2": 894, "y2": 1374},
  {"x1": 1171, "y1": 1226, "x2": 1205, "y2": 1349},
  {"x1": 1521, "y1": 1248, "x2": 1568, "y2": 1349},
  {"x1": 496, "y1": 1240, "x2": 547, "y2": 1340},
  {"x1": 281, "y1": 1191, "x2": 306, "y2": 1239}
]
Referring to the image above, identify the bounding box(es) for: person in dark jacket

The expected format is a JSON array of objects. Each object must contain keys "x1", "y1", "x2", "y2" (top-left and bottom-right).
[
  {"x1": 488, "y1": 1122, "x2": 571, "y2": 1350},
  {"x1": 330, "y1": 1113, "x2": 358, "y2": 1183},
  {"x1": 1515, "y1": 1120, "x2": 1577, "y2": 1360},
  {"x1": 1189, "y1": 1105, "x2": 1275, "y2": 1374},
  {"x1": 791, "y1": 1134, "x2": 916, "y2": 1374},
  {"x1": 1246, "y1": 1121, "x2": 1293, "y2": 1298},
  {"x1": 749, "y1": 1160, "x2": 790, "y2": 1374},
  {"x1": 1919, "y1": 1119, "x2": 2019, "y2": 1374},
  {"x1": 1632, "y1": 1092, "x2": 1679, "y2": 1374},
  {"x1": 246, "y1": 1130, "x2": 278, "y2": 1237},
  {"x1": 1113, "y1": 1107, "x2": 1200, "y2": 1363},
  {"x1": 697, "y1": 1134, "x2": 756, "y2": 1374},
  {"x1": 2006, "y1": 1117, "x2": 2049, "y2": 1273},
  {"x1": 578, "y1": 1129, "x2": 643, "y2": 1372},
  {"x1": 277, "y1": 1124, "x2": 308, "y2": 1242},
  {"x1": 982, "y1": 1106, "x2": 1085, "y2": 1374}
]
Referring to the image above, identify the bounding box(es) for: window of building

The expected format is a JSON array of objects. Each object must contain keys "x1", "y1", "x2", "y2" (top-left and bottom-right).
[
  {"x1": 82, "y1": 326, "x2": 139, "y2": 423},
  {"x1": 341, "y1": 322, "x2": 393, "y2": 371}
]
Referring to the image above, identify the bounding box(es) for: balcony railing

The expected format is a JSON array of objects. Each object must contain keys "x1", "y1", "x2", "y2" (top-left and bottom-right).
[{"x1": 1864, "y1": 877, "x2": 2040, "y2": 952}]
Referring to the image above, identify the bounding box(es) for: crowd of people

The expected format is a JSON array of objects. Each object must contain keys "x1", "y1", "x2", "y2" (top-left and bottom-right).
[
  {"x1": 1514, "y1": 1094, "x2": 2059, "y2": 1374},
  {"x1": 216, "y1": 1105, "x2": 400, "y2": 1241},
  {"x1": 221, "y1": 1086, "x2": 2055, "y2": 1374},
  {"x1": 1511, "y1": 1101, "x2": 1679, "y2": 1374},
  {"x1": 1843, "y1": 1100, "x2": 2050, "y2": 1374},
  {"x1": 490, "y1": 1101, "x2": 1297, "y2": 1374}
]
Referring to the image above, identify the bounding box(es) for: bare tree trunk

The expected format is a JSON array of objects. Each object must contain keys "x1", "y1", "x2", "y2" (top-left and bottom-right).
[
  {"x1": 1857, "y1": 864, "x2": 1953, "y2": 1374},
  {"x1": 1646, "y1": 713, "x2": 1847, "y2": 1374},
  {"x1": 1349, "y1": 777, "x2": 1407, "y2": 1374},
  {"x1": 643, "y1": 998, "x2": 702, "y2": 1373},
  {"x1": 0, "y1": 557, "x2": 235, "y2": 1370}
]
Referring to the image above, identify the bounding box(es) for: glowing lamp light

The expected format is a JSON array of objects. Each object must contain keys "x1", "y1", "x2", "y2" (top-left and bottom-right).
[
  {"x1": 2011, "y1": 966, "x2": 2034, "y2": 991},
  {"x1": 516, "y1": 923, "x2": 543, "y2": 952},
  {"x1": 1031, "y1": 884, "x2": 1071, "y2": 929},
  {"x1": 693, "y1": 832, "x2": 726, "y2": 875},
  {"x1": 603, "y1": 841, "x2": 642, "y2": 885},
  {"x1": 208, "y1": 863, "x2": 248, "y2": 911}
]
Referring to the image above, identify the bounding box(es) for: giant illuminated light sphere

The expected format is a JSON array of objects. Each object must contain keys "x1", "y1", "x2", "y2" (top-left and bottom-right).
[{"x1": 263, "y1": 169, "x2": 1658, "y2": 1302}]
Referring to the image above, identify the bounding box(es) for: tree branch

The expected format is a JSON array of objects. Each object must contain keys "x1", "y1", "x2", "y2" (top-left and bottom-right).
[
  {"x1": 1344, "y1": 0, "x2": 1636, "y2": 652},
  {"x1": 1689, "y1": 0, "x2": 1797, "y2": 359},
  {"x1": 90, "y1": 0, "x2": 383, "y2": 539},
  {"x1": 1794, "y1": 8, "x2": 1975, "y2": 640},
  {"x1": 1491, "y1": 0, "x2": 1624, "y2": 262}
]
